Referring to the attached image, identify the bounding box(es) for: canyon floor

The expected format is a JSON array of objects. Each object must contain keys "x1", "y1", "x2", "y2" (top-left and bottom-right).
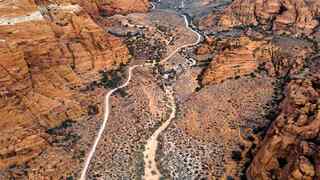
[{"x1": 1, "y1": 0, "x2": 320, "y2": 180}]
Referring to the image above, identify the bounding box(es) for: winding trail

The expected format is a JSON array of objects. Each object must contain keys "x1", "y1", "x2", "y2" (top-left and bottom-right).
[
  {"x1": 79, "y1": 65, "x2": 141, "y2": 180},
  {"x1": 160, "y1": 15, "x2": 202, "y2": 64},
  {"x1": 79, "y1": 11, "x2": 202, "y2": 180},
  {"x1": 142, "y1": 14, "x2": 202, "y2": 180}
]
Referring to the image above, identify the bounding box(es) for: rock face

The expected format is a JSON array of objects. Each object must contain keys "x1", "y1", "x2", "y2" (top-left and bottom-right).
[
  {"x1": 201, "y1": 33, "x2": 313, "y2": 85},
  {"x1": 194, "y1": 0, "x2": 320, "y2": 176},
  {"x1": 97, "y1": 0, "x2": 150, "y2": 16},
  {"x1": 247, "y1": 57, "x2": 320, "y2": 179},
  {"x1": 199, "y1": 1, "x2": 320, "y2": 179},
  {"x1": 169, "y1": 29, "x2": 314, "y2": 178},
  {"x1": 201, "y1": 36, "x2": 271, "y2": 85},
  {"x1": 0, "y1": 0, "x2": 151, "y2": 178},
  {"x1": 199, "y1": 0, "x2": 320, "y2": 36}
]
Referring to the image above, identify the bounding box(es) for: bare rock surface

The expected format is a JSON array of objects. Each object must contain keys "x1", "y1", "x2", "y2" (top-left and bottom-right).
[
  {"x1": 199, "y1": 0, "x2": 320, "y2": 37},
  {"x1": 0, "y1": 0, "x2": 148, "y2": 178},
  {"x1": 201, "y1": 33, "x2": 314, "y2": 85},
  {"x1": 196, "y1": 1, "x2": 320, "y2": 179},
  {"x1": 98, "y1": 0, "x2": 150, "y2": 16},
  {"x1": 247, "y1": 56, "x2": 320, "y2": 180}
]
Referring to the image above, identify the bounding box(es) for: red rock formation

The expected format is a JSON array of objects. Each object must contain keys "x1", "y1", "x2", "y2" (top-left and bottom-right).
[
  {"x1": 247, "y1": 57, "x2": 320, "y2": 179},
  {"x1": 97, "y1": 0, "x2": 150, "y2": 16},
  {"x1": 195, "y1": 43, "x2": 213, "y2": 55},
  {"x1": 200, "y1": 0, "x2": 320, "y2": 36},
  {"x1": 201, "y1": 2, "x2": 320, "y2": 175},
  {"x1": 201, "y1": 34, "x2": 314, "y2": 85},
  {"x1": 0, "y1": 0, "x2": 149, "y2": 178},
  {"x1": 201, "y1": 36, "x2": 271, "y2": 85}
]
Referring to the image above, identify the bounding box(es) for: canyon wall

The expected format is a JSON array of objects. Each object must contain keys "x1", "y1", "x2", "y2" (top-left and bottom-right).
[
  {"x1": 198, "y1": 0, "x2": 320, "y2": 179},
  {"x1": 0, "y1": 0, "x2": 149, "y2": 178},
  {"x1": 199, "y1": 0, "x2": 320, "y2": 36}
]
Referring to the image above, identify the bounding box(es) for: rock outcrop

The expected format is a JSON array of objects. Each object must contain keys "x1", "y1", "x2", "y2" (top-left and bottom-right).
[
  {"x1": 199, "y1": 1, "x2": 320, "y2": 178},
  {"x1": 201, "y1": 36, "x2": 270, "y2": 85},
  {"x1": 197, "y1": 14, "x2": 318, "y2": 178},
  {"x1": 201, "y1": 33, "x2": 314, "y2": 85},
  {"x1": 199, "y1": 0, "x2": 320, "y2": 36},
  {"x1": 247, "y1": 56, "x2": 320, "y2": 179},
  {"x1": 0, "y1": 0, "x2": 151, "y2": 178},
  {"x1": 97, "y1": 0, "x2": 150, "y2": 16}
]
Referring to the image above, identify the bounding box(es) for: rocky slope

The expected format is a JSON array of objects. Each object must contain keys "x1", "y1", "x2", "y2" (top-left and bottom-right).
[
  {"x1": 201, "y1": 35, "x2": 271, "y2": 85},
  {"x1": 199, "y1": 0, "x2": 320, "y2": 37},
  {"x1": 200, "y1": 32, "x2": 314, "y2": 85},
  {"x1": 0, "y1": 0, "x2": 149, "y2": 178},
  {"x1": 157, "y1": 30, "x2": 316, "y2": 178},
  {"x1": 97, "y1": 0, "x2": 150, "y2": 16},
  {"x1": 247, "y1": 57, "x2": 320, "y2": 179},
  {"x1": 196, "y1": 0, "x2": 320, "y2": 179}
]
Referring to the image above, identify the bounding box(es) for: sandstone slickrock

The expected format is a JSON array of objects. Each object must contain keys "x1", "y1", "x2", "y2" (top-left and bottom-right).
[
  {"x1": 0, "y1": 0, "x2": 149, "y2": 178},
  {"x1": 201, "y1": 36, "x2": 271, "y2": 85},
  {"x1": 197, "y1": 1, "x2": 320, "y2": 179},
  {"x1": 189, "y1": 1, "x2": 320, "y2": 177},
  {"x1": 199, "y1": 0, "x2": 320, "y2": 36},
  {"x1": 201, "y1": 32, "x2": 314, "y2": 86},
  {"x1": 97, "y1": 0, "x2": 150, "y2": 16},
  {"x1": 198, "y1": 1, "x2": 320, "y2": 179},
  {"x1": 247, "y1": 57, "x2": 320, "y2": 179}
]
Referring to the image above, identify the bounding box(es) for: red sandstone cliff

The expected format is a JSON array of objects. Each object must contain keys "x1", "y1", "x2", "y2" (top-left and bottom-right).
[
  {"x1": 247, "y1": 57, "x2": 320, "y2": 180},
  {"x1": 97, "y1": 0, "x2": 150, "y2": 16},
  {"x1": 200, "y1": 33, "x2": 314, "y2": 86},
  {"x1": 199, "y1": 0, "x2": 320, "y2": 36},
  {"x1": 0, "y1": 0, "x2": 149, "y2": 178},
  {"x1": 198, "y1": 0, "x2": 320, "y2": 179}
]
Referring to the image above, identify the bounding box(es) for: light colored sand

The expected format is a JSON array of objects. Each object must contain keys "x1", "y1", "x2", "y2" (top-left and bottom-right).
[
  {"x1": 0, "y1": 11, "x2": 43, "y2": 25},
  {"x1": 143, "y1": 86, "x2": 176, "y2": 180},
  {"x1": 48, "y1": 4, "x2": 81, "y2": 13},
  {"x1": 0, "y1": 4, "x2": 82, "y2": 26}
]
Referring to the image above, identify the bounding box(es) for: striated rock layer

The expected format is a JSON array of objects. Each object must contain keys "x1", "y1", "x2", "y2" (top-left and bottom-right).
[
  {"x1": 197, "y1": 0, "x2": 320, "y2": 179},
  {"x1": 201, "y1": 32, "x2": 313, "y2": 86},
  {"x1": 164, "y1": 30, "x2": 315, "y2": 178},
  {"x1": 201, "y1": 35, "x2": 271, "y2": 85},
  {"x1": 199, "y1": 0, "x2": 320, "y2": 37},
  {"x1": 247, "y1": 56, "x2": 320, "y2": 180},
  {"x1": 0, "y1": 0, "x2": 148, "y2": 178},
  {"x1": 97, "y1": 0, "x2": 150, "y2": 16}
]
